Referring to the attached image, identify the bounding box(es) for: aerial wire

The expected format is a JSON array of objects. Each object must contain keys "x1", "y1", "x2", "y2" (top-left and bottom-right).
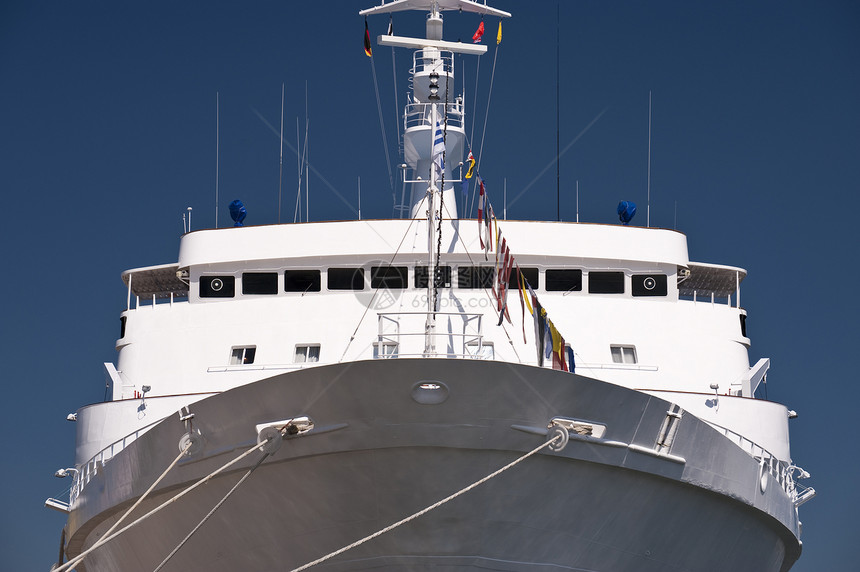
[{"x1": 367, "y1": 29, "x2": 395, "y2": 213}]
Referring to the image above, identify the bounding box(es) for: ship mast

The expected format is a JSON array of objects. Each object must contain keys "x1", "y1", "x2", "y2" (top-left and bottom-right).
[{"x1": 360, "y1": 0, "x2": 510, "y2": 354}]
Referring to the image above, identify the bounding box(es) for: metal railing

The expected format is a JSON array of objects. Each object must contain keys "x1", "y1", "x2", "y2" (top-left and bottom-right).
[
  {"x1": 69, "y1": 421, "x2": 160, "y2": 505},
  {"x1": 412, "y1": 49, "x2": 454, "y2": 75},
  {"x1": 376, "y1": 311, "x2": 488, "y2": 359},
  {"x1": 703, "y1": 419, "x2": 798, "y2": 497},
  {"x1": 404, "y1": 103, "x2": 463, "y2": 130}
]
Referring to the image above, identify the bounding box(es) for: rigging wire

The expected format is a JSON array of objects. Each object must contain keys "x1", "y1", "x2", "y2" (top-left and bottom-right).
[
  {"x1": 369, "y1": 48, "x2": 396, "y2": 212},
  {"x1": 337, "y1": 216, "x2": 421, "y2": 362},
  {"x1": 390, "y1": 15, "x2": 402, "y2": 218},
  {"x1": 474, "y1": 26, "x2": 502, "y2": 215}
]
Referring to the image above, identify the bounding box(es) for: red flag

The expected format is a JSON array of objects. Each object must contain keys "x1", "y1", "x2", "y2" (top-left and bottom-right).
[
  {"x1": 472, "y1": 20, "x2": 485, "y2": 43},
  {"x1": 478, "y1": 179, "x2": 485, "y2": 249},
  {"x1": 364, "y1": 20, "x2": 373, "y2": 57},
  {"x1": 516, "y1": 265, "x2": 527, "y2": 342}
]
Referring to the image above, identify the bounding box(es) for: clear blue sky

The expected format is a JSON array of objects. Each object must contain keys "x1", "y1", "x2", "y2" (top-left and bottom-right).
[{"x1": 2, "y1": 1, "x2": 857, "y2": 569}]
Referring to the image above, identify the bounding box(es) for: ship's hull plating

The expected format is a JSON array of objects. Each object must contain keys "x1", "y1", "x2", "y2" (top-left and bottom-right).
[{"x1": 66, "y1": 359, "x2": 801, "y2": 572}]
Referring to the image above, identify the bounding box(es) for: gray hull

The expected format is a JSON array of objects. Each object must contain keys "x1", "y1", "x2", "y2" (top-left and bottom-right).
[{"x1": 66, "y1": 359, "x2": 801, "y2": 572}]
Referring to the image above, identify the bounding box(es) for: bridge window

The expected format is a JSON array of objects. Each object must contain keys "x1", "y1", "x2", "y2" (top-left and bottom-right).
[
  {"x1": 546, "y1": 269, "x2": 581, "y2": 292},
  {"x1": 328, "y1": 268, "x2": 365, "y2": 290},
  {"x1": 415, "y1": 265, "x2": 452, "y2": 288},
  {"x1": 509, "y1": 267, "x2": 539, "y2": 290},
  {"x1": 242, "y1": 272, "x2": 278, "y2": 295},
  {"x1": 632, "y1": 274, "x2": 667, "y2": 297},
  {"x1": 371, "y1": 266, "x2": 408, "y2": 289},
  {"x1": 457, "y1": 266, "x2": 494, "y2": 289},
  {"x1": 588, "y1": 272, "x2": 625, "y2": 294},
  {"x1": 285, "y1": 270, "x2": 321, "y2": 293},
  {"x1": 200, "y1": 276, "x2": 235, "y2": 298}
]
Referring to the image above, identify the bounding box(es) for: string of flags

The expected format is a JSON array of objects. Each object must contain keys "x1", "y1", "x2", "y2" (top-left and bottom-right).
[
  {"x1": 480, "y1": 182, "x2": 575, "y2": 373},
  {"x1": 361, "y1": 16, "x2": 559, "y2": 369}
]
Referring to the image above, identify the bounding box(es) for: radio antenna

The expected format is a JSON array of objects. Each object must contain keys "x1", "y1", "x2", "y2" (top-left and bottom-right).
[
  {"x1": 278, "y1": 83, "x2": 285, "y2": 223},
  {"x1": 215, "y1": 92, "x2": 220, "y2": 229},
  {"x1": 647, "y1": 90, "x2": 652, "y2": 228}
]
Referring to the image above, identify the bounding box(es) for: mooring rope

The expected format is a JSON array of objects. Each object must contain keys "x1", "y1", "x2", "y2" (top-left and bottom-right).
[
  {"x1": 58, "y1": 435, "x2": 276, "y2": 572},
  {"x1": 152, "y1": 449, "x2": 272, "y2": 572},
  {"x1": 57, "y1": 442, "x2": 192, "y2": 572},
  {"x1": 288, "y1": 434, "x2": 561, "y2": 572}
]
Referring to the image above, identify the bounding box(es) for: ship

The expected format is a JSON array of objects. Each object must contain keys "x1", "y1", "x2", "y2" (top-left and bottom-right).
[{"x1": 46, "y1": 1, "x2": 814, "y2": 571}]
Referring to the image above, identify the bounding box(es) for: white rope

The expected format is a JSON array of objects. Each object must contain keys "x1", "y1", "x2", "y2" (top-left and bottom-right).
[
  {"x1": 288, "y1": 435, "x2": 560, "y2": 572},
  {"x1": 152, "y1": 450, "x2": 271, "y2": 571},
  {"x1": 58, "y1": 442, "x2": 192, "y2": 572},
  {"x1": 58, "y1": 437, "x2": 273, "y2": 572}
]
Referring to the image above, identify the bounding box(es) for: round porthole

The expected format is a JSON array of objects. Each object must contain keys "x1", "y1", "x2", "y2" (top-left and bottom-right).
[
  {"x1": 643, "y1": 276, "x2": 656, "y2": 290},
  {"x1": 210, "y1": 278, "x2": 224, "y2": 291}
]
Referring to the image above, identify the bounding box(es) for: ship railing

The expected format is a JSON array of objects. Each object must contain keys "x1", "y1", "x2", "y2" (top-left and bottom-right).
[
  {"x1": 412, "y1": 49, "x2": 454, "y2": 75},
  {"x1": 376, "y1": 311, "x2": 490, "y2": 359},
  {"x1": 69, "y1": 420, "x2": 161, "y2": 505},
  {"x1": 704, "y1": 419, "x2": 796, "y2": 496},
  {"x1": 404, "y1": 103, "x2": 464, "y2": 130}
]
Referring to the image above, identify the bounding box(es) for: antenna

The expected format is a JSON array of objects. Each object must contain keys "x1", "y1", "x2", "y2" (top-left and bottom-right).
[
  {"x1": 278, "y1": 83, "x2": 285, "y2": 223},
  {"x1": 504, "y1": 178, "x2": 507, "y2": 220},
  {"x1": 647, "y1": 90, "x2": 652, "y2": 228},
  {"x1": 358, "y1": 176, "x2": 362, "y2": 220},
  {"x1": 556, "y1": 1, "x2": 561, "y2": 222},
  {"x1": 215, "y1": 92, "x2": 220, "y2": 229},
  {"x1": 576, "y1": 180, "x2": 579, "y2": 223},
  {"x1": 305, "y1": 81, "x2": 309, "y2": 222},
  {"x1": 187, "y1": 207, "x2": 192, "y2": 232},
  {"x1": 294, "y1": 116, "x2": 301, "y2": 223}
]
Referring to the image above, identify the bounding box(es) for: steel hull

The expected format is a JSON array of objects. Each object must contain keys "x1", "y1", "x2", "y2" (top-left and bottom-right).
[{"x1": 66, "y1": 359, "x2": 801, "y2": 572}]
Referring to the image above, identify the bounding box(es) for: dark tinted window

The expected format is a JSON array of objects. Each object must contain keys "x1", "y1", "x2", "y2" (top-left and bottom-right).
[
  {"x1": 588, "y1": 271, "x2": 625, "y2": 294},
  {"x1": 119, "y1": 316, "x2": 126, "y2": 339},
  {"x1": 284, "y1": 270, "x2": 321, "y2": 292},
  {"x1": 371, "y1": 266, "x2": 408, "y2": 289},
  {"x1": 631, "y1": 274, "x2": 667, "y2": 297},
  {"x1": 545, "y1": 269, "x2": 581, "y2": 292},
  {"x1": 200, "y1": 275, "x2": 235, "y2": 298},
  {"x1": 415, "y1": 265, "x2": 452, "y2": 288},
  {"x1": 328, "y1": 268, "x2": 364, "y2": 290},
  {"x1": 242, "y1": 272, "x2": 278, "y2": 295},
  {"x1": 739, "y1": 314, "x2": 747, "y2": 338},
  {"x1": 509, "y1": 267, "x2": 539, "y2": 290},
  {"x1": 457, "y1": 266, "x2": 494, "y2": 288}
]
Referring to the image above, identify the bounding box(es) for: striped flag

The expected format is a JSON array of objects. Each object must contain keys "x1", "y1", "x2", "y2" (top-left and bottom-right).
[
  {"x1": 432, "y1": 118, "x2": 445, "y2": 176},
  {"x1": 364, "y1": 20, "x2": 373, "y2": 57}
]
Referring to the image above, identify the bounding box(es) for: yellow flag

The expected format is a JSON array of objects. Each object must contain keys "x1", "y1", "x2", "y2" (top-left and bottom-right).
[{"x1": 496, "y1": 21, "x2": 502, "y2": 45}]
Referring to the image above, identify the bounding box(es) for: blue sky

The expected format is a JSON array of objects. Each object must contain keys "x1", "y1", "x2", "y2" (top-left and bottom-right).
[{"x1": 1, "y1": 1, "x2": 858, "y2": 569}]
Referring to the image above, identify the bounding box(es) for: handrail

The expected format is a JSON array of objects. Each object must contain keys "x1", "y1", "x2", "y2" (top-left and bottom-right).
[
  {"x1": 703, "y1": 419, "x2": 797, "y2": 497},
  {"x1": 404, "y1": 102, "x2": 463, "y2": 130}
]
